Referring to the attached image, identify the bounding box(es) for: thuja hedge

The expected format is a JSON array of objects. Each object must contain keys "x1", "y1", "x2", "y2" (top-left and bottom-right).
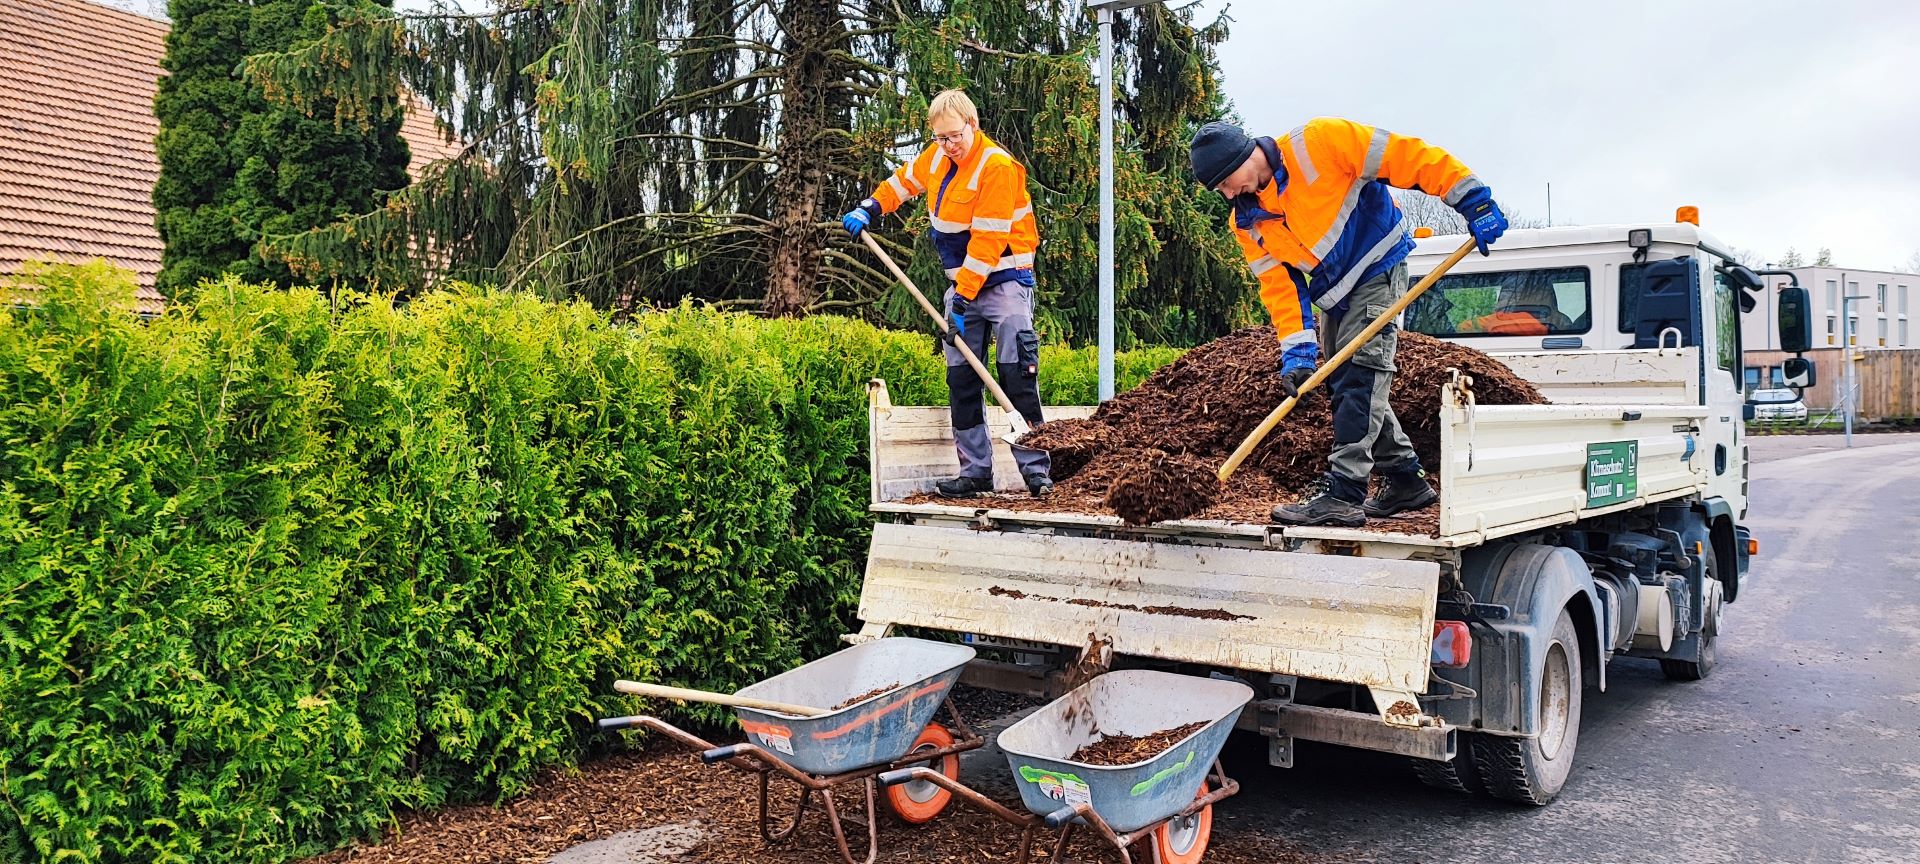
[{"x1": 0, "y1": 263, "x2": 1181, "y2": 862}]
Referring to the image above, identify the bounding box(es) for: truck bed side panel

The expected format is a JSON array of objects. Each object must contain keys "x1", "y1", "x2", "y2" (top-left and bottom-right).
[{"x1": 860, "y1": 522, "x2": 1441, "y2": 693}]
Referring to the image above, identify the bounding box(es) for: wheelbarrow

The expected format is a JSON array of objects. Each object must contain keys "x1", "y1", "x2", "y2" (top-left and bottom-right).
[
  {"x1": 597, "y1": 637, "x2": 981, "y2": 864},
  {"x1": 879, "y1": 669, "x2": 1253, "y2": 864}
]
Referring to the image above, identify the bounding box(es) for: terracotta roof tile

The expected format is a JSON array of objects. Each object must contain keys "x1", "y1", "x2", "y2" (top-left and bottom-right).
[{"x1": 0, "y1": 0, "x2": 457, "y2": 317}]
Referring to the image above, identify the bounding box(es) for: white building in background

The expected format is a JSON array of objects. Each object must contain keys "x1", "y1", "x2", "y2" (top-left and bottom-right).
[{"x1": 1741, "y1": 265, "x2": 1913, "y2": 353}]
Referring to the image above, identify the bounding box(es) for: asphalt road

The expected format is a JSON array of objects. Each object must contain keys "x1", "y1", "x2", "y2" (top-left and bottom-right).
[{"x1": 1215, "y1": 432, "x2": 1920, "y2": 864}]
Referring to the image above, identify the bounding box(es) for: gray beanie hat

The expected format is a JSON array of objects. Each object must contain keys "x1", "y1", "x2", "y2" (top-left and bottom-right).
[{"x1": 1189, "y1": 121, "x2": 1256, "y2": 189}]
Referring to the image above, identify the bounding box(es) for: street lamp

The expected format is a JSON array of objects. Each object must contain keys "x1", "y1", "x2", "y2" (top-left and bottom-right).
[
  {"x1": 1841, "y1": 292, "x2": 1869, "y2": 445},
  {"x1": 1840, "y1": 293, "x2": 1868, "y2": 447},
  {"x1": 1087, "y1": 0, "x2": 1161, "y2": 401}
]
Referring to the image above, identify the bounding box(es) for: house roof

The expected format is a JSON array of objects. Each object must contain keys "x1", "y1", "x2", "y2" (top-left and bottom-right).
[{"x1": 0, "y1": 0, "x2": 460, "y2": 316}]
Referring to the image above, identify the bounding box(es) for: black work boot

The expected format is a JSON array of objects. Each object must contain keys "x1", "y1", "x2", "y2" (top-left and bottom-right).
[
  {"x1": 1024, "y1": 473, "x2": 1054, "y2": 499},
  {"x1": 1270, "y1": 481, "x2": 1365, "y2": 527},
  {"x1": 934, "y1": 475, "x2": 994, "y2": 499},
  {"x1": 1364, "y1": 471, "x2": 1439, "y2": 518}
]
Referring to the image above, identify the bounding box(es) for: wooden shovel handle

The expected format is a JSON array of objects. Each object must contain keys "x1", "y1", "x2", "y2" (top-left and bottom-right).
[
  {"x1": 1217, "y1": 238, "x2": 1479, "y2": 483},
  {"x1": 615, "y1": 680, "x2": 828, "y2": 718},
  {"x1": 859, "y1": 232, "x2": 1029, "y2": 435}
]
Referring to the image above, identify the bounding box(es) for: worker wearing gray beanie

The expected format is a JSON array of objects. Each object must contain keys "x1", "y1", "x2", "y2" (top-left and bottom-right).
[{"x1": 1188, "y1": 117, "x2": 1507, "y2": 527}]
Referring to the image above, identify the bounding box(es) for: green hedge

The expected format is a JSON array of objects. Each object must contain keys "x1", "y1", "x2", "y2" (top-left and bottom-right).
[{"x1": 0, "y1": 263, "x2": 1180, "y2": 862}]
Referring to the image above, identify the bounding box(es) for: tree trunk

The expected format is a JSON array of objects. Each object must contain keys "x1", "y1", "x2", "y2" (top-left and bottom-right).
[{"x1": 762, "y1": 0, "x2": 840, "y2": 317}]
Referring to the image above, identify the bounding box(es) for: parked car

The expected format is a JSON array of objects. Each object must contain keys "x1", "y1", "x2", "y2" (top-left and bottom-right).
[{"x1": 1748, "y1": 387, "x2": 1808, "y2": 422}]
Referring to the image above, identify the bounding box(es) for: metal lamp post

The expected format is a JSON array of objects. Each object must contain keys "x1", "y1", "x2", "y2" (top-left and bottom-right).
[
  {"x1": 1841, "y1": 293, "x2": 1868, "y2": 446},
  {"x1": 1087, "y1": 0, "x2": 1161, "y2": 401}
]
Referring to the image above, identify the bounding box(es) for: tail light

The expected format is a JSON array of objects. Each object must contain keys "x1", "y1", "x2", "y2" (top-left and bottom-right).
[{"x1": 1431, "y1": 620, "x2": 1471, "y2": 668}]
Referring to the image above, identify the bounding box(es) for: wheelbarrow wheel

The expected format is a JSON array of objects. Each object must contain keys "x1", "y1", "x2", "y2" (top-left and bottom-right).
[
  {"x1": 884, "y1": 723, "x2": 959, "y2": 824},
  {"x1": 1151, "y1": 783, "x2": 1212, "y2": 864}
]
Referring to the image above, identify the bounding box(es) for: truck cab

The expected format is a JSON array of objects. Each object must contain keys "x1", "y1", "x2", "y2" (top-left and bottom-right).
[{"x1": 1406, "y1": 220, "x2": 1778, "y2": 525}]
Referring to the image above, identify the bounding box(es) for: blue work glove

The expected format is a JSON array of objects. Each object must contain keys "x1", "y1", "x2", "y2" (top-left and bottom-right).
[
  {"x1": 947, "y1": 291, "x2": 972, "y2": 340},
  {"x1": 842, "y1": 199, "x2": 881, "y2": 237},
  {"x1": 1276, "y1": 354, "x2": 1316, "y2": 399},
  {"x1": 1456, "y1": 187, "x2": 1507, "y2": 256}
]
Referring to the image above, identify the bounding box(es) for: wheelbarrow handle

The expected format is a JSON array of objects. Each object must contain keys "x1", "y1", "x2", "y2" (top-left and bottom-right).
[
  {"x1": 614, "y1": 679, "x2": 828, "y2": 717},
  {"x1": 702, "y1": 743, "x2": 754, "y2": 765},
  {"x1": 1043, "y1": 803, "x2": 1086, "y2": 830},
  {"x1": 876, "y1": 767, "x2": 921, "y2": 788},
  {"x1": 597, "y1": 715, "x2": 645, "y2": 731}
]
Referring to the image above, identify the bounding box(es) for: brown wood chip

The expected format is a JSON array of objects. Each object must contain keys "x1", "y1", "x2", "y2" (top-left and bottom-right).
[{"x1": 1067, "y1": 722, "x2": 1208, "y2": 766}]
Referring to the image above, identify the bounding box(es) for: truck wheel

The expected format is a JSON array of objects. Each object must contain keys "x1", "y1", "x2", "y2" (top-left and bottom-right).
[
  {"x1": 1474, "y1": 609, "x2": 1582, "y2": 805},
  {"x1": 1409, "y1": 741, "x2": 1482, "y2": 795},
  {"x1": 1660, "y1": 549, "x2": 1721, "y2": 681}
]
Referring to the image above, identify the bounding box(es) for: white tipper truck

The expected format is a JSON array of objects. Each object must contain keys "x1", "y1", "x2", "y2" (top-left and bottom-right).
[{"x1": 849, "y1": 217, "x2": 1817, "y2": 805}]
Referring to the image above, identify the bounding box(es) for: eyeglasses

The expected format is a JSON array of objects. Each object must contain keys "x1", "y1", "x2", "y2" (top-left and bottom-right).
[{"x1": 931, "y1": 125, "x2": 971, "y2": 146}]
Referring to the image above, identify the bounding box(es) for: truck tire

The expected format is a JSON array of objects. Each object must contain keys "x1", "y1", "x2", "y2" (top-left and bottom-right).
[
  {"x1": 1410, "y1": 742, "x2": 1483, "y2": 795},
  {"x1": 1660, "y1": 548, "x2": 1721, "y2": 681},
  {"x1": 1474, "y1": 608, "x2": 1582, "y2": 805}
]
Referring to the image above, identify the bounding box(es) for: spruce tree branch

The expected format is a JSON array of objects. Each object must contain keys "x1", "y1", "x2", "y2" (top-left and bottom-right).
[{"x1": 615, "y1": 132, "x2": 775, "y2": 155}]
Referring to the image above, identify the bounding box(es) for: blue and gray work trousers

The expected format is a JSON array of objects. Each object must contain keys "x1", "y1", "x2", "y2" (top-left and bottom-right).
[
  {"x1": 1322, "y1": 262, "x2": 1422, "y2": 503},
  {"x1": 942, "y1": 279, "x2": 1051, "y2": 482}
]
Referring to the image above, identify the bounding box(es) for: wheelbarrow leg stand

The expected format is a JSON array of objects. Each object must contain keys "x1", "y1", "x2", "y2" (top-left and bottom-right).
[
  {"x1": 817, "y1": 778, "x2": 880, "y2": 864},
  {"x1": 757, "y1": 769, "x2": 814, "y2": 843}
]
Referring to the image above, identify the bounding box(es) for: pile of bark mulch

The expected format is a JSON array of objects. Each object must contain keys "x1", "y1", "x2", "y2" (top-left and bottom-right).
[
  {"x1": 910, "y1": 327, "x2": 1545, "y2": 532},
  {"x1": 300, "y1": 725, "x2": 1313, "y2": 864},
  {"x1": 1068, "y1": 722, "x2": 1208, "y2": 766},
  {"x1": 834, "y1": 683, "x2": 902, "y2": 710}
]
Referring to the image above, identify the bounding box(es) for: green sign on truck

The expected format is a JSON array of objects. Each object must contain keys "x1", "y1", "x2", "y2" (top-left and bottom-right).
[{"x1": 1585, "y1": 440, "x2": 1639, "y2": 507}]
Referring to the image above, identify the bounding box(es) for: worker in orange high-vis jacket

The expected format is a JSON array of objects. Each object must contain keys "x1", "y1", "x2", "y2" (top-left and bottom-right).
[
  {"x1": 1189, "y1": 118, "x2": 1508, "y2": 527},
  {"x1": 843, "y1": 89, "x2": 1051, "y2": 499}
]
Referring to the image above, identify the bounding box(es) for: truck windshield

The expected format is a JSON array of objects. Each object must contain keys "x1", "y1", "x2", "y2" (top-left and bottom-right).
[{"x1": 1407, "y1": 266, "x2": 1592, "y2": 337}]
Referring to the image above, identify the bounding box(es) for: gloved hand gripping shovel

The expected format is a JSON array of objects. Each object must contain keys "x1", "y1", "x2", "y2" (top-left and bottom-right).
[
  {"x1": 1217, "y1": 237, "x2": 1479, "y2": 483},
  {"x1": 860, "y1": 232, "x2": 1046, "y2": 456}
]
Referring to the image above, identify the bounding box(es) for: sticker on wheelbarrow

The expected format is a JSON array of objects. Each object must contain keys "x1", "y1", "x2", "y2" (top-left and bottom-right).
[
  {"x1": 1128, "y1": 749, "x2": 1195, "y2": 797},
  {"x1": 1019, "y1": 766, "x2": 1090, "y2": 807},
  {"x1": 740, "y1": 720, "x2": 794, "y2": 755}
]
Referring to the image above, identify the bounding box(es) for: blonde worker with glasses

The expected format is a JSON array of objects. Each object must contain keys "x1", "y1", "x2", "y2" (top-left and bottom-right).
[{"x1": 842, "y1": 89, "x2": 1051, "y2": 499}]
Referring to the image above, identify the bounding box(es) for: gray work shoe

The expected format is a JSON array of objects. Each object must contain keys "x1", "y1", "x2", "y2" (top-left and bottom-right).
[
  {"x1": 934, "y1": 475, "x2": 994, "y2": 498},
  {"x1": 1024, "y1": 473, "x2": 1054, "y2": 498},
  {"x1": 1271, "y1": 484, "x2": 1365, "y2": 527},
  {"x1": 1364, "y1": 471, "x2": 1439, "y2": 518}
]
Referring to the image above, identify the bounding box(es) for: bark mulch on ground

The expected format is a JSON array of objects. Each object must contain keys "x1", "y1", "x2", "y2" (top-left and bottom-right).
[
  {"x1": 1067, "y1": 722, "x2": 1208, "y2": 767},
  {"x1": 908, "y1": 326, "x2": 1545, "y2": 532},
  {"x1": 301, "y1": 724, "x2": 1313, "y2": 863}
]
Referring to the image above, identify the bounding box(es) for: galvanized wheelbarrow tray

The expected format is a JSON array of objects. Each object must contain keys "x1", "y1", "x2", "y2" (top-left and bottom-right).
[
  {"x1": 597, "y1": 637, "x2": 982, "y2": 864},
  {"x1": 880, "y1": 669, "x2": 1253, "y2": 864}
]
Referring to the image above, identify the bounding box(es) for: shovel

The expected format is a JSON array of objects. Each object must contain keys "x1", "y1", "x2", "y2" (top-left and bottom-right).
[
  {"x1": 859, "y1": 232, "x2": 1046, "y2": 455},
  {"x1": 1217, "y1": 237, "x2": 1479, "y2": 483}
]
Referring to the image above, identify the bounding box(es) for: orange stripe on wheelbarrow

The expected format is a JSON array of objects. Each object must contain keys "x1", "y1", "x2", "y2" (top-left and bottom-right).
[
  {"x1": 809, "y1": 680, "x2": 950, "y2": 741},
  {"x1": 740, "y1": 719, "x2": 792, "y2": 738}
]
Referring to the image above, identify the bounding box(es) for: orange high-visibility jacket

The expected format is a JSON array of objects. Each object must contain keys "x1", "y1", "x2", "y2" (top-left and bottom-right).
[
  {"x1": 869, "y1": 131, "x2": 1039, "y2": 300},
  {"x1": 1234, "y1": 117, "x2": 1484, "y2": 367}
]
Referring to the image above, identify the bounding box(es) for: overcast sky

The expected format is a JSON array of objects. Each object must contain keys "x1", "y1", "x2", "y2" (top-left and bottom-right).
[{"x1": 1183, "y1": 0, "x2": 1920, "y2": 271}]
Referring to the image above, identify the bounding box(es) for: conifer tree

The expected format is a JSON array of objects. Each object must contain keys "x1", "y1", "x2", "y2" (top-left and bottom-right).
[
  {"x1": 154, "y1": 0, "x2": 412, "y2": 299},
  {"x1": 245, "y1": 0, "x2": 1249, "y2": 345}
]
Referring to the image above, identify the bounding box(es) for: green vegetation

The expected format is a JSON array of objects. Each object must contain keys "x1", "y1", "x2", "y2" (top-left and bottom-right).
[
  {"x1": 241, "y1": 1, "x2": 1256, "y2": 345},
  {"x1": 0, "y1": 263, "x2": 1179, "y2": 862},
  {"x1": 153, "y1": 0, "x2": 411, "y2": 300}
]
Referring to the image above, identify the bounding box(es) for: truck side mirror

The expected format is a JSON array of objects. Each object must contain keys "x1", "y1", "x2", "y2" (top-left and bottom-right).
[
  {"x1": 1777, "y1": 285, "x2": 1812, "y2": 353},
  {"x1": 1782, "y1": 356, "x2": 1815, "y2": 389},
  {"x1": 1727, "y1": 265, "x2": 1762, "y2": 313},
  {"x1": 1726, "y1": 265, "x2": 1763, "y2": 292}
]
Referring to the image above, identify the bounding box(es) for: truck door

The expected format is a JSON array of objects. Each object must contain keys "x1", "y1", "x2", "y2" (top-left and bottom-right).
[{"x1": 1702, "y1": 259, "x2": 1746, "y2": 515}]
